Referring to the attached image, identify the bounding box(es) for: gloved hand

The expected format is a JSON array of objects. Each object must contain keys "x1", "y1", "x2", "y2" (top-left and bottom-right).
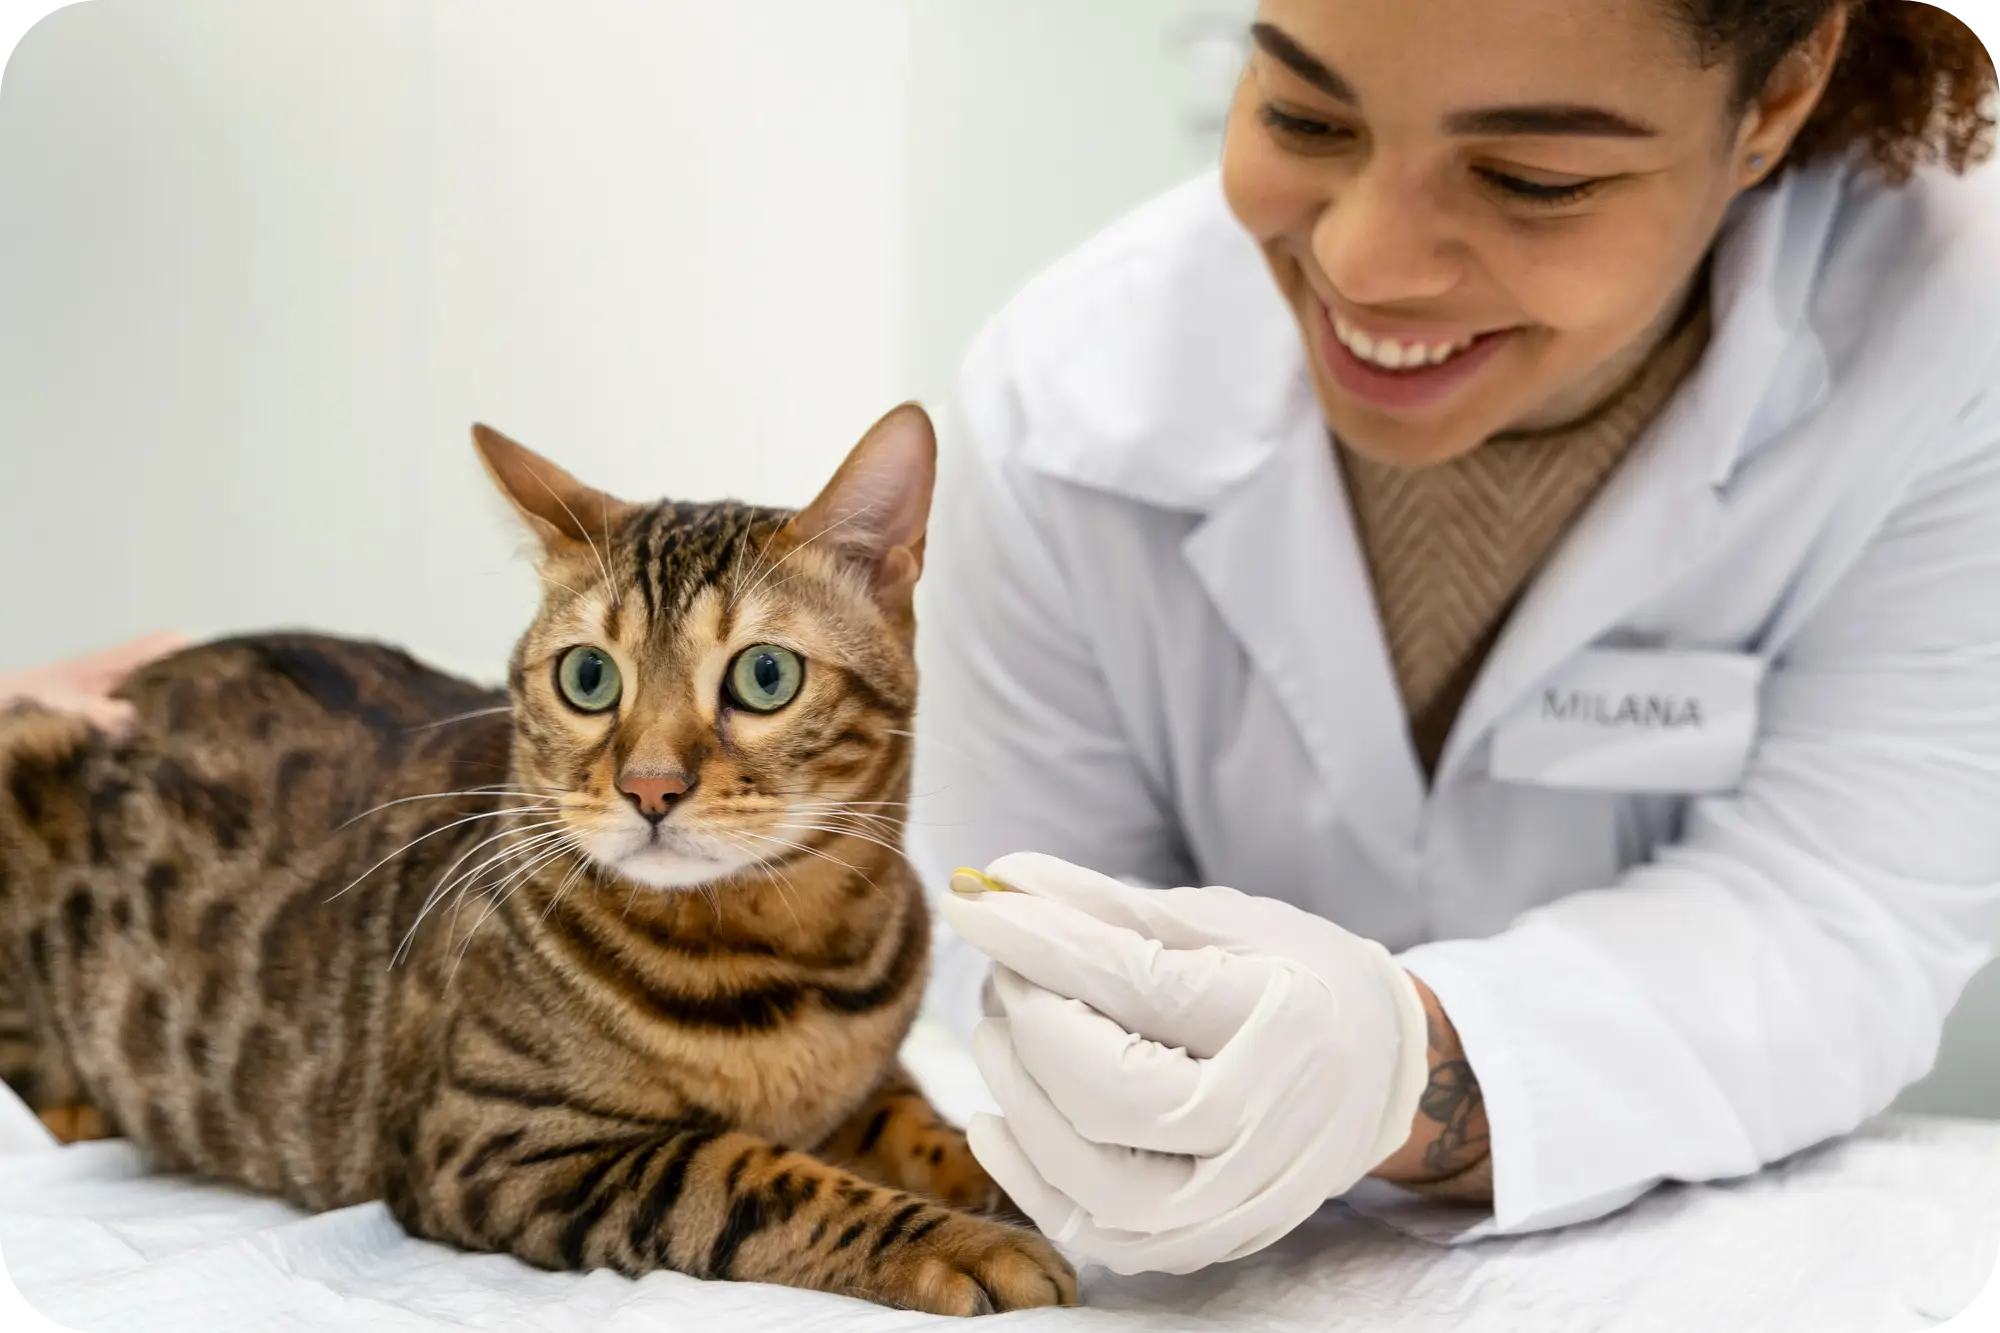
[{"x1": 937, "y1": 852, "x2": 1429, "y2": 1275}]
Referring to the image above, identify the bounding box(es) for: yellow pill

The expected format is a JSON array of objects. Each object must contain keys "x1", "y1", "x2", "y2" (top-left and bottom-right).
[{"x1": 949, "y1": 867, "x2": 1019, "y2": 896}]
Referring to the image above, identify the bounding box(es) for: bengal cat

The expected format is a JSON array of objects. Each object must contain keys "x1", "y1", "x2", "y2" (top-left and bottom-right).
[{"x1": 0, "y1": 404, "x2": 1076, "y2": 1316}]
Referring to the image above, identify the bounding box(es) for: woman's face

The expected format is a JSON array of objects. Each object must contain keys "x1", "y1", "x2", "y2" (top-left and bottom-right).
[{"x1": 1222, "y1": 0, "x2": 1803, "y2": 467}]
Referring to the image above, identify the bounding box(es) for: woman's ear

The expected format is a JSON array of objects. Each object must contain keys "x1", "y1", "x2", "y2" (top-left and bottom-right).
[
  {"x1": 1734, "y1": 8, "x2": 1850, "y2": 188},
  {"x1": 783, "y1": 403, "x2": 937, "y2": 606},
  {"x1": 471, "y1": 423, "x2": 631, "y2": 562}
]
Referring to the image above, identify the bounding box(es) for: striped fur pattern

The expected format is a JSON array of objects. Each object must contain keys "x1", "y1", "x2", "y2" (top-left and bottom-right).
[{"x1": 0, "y1": 406, "x2": 1075, "y2": 1315}]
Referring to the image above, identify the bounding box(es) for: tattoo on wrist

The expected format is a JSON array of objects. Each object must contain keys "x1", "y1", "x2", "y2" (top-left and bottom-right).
[{"x1": 1417, "y1": 1008, "x2": 1491, "y2": 1180}]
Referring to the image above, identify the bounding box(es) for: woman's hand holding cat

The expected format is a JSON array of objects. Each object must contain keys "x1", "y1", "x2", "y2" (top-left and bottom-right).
[
  {"x1": 0, "y1": 632, "x2": 187, "y2": 736},
  {"x1": 938, "y1": 852, "x2": 1432, "y2": 1275}
]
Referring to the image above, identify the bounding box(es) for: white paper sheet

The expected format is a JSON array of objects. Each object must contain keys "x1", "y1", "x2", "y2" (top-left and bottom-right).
[{"x1": 2, "y1": 1023, "x2": 1995, "y2": 1332}]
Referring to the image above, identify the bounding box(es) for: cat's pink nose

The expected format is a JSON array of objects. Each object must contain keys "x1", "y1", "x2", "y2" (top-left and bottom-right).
[{"x1": 619, "y1": 772, "x2": 692, "y2": 823}]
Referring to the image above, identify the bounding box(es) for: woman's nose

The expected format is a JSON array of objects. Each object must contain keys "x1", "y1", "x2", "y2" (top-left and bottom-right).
[{"x1": 1309, "y1": 166, "x2": 1462, "y2": 308}]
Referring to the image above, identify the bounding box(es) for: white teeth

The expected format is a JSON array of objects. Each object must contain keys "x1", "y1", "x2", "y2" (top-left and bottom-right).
[{"x1": 1331, "y1": 312, "x2": 1475, "y2": 372}]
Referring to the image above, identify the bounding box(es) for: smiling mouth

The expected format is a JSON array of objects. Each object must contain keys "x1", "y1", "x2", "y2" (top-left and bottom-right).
[
  {"x1": 1329, "y1": 312, "x2": 1480, "y2": 371},
  {"x1": 1309, "y1": 296, "x2": 1519, "y2": 416}
]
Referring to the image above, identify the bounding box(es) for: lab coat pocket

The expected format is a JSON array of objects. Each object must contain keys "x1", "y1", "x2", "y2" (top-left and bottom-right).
[{"x1": 1489, "y1": 649, "x2": 1765, "y2": 794}]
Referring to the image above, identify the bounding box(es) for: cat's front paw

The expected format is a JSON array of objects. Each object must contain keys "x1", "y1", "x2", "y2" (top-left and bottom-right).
[
  {"x1": 909, "y1": 1127, "x2": 1009, "y2": 1214},
  {"x1": 865, "y1": 1211, "x2": 1076, "y2": 1316}
]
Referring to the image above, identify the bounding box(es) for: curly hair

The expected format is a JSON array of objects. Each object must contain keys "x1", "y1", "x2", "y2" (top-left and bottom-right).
[{"x1": 1676, "y1": 0, "x2": 1996, "y2": 181}]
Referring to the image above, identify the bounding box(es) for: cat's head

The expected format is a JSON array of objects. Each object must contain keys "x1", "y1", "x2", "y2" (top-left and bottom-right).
[{"x1": 472, "y1": 404, "x2": 934, "y2": 891}]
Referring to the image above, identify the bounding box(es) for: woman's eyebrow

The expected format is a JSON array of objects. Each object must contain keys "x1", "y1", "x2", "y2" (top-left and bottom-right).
[
  {"x1": 1250, "y1": 22, "x2": 1358, "y2": 104},
  {"x1": 1249, "y1": 21, "x2": 1659, "y2": 140},
  {"x1": 1444, "y1": 105, "x2": 1661, "y2": 138}
]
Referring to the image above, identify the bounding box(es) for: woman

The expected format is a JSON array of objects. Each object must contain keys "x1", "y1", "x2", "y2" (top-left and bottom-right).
[{"x1": 911, "y1": 0, "x2": 2000, "y2": 1275}]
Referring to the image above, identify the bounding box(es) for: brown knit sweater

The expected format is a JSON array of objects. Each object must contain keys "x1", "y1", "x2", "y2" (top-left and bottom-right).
[{"x1": 1341, "y1": 293, "x2": 1714, "y2": 780}]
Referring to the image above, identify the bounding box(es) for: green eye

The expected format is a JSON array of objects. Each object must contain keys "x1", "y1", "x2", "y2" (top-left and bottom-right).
[
  {"x1": 556, "y1": 645, "x2": 622, "y2": 713},
  {"x1": 727, "y1": 645, "x2": 804, "y2": 713}
]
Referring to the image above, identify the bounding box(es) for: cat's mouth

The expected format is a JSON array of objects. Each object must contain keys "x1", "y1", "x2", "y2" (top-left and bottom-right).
[{"x1": 584, "y1": 819, "x2": 759, "y2": 890}]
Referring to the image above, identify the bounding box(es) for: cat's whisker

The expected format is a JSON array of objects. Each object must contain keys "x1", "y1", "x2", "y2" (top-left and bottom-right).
[
  {"x1": 404, "y1": 706, "x2": 513, "y2": 733},
  {"x1": 730, "y1": 829, "x2": 880, "y2": 895},
  {"x1": 774, "y1": 821, "x2": 908, "y2": 861},
  {"x1": 337, "y1": 790, "x2": 559, "y2": 831},
  {"x1": 877, "y1": 727, "x2": 977, "y2": 763},
  {"x1": 393, "y1": 820, "x2": 570, "y2": 965},
  {"x1": 542, "y1": 849, "x2": 598, "y2": 923},
  {"x1": 447, "y1": 842, "x2": 580, "y2": 986},
  {"x1": 734, "y1": 504, "x2": 874, "y2": 610},
  {"x1": 723, "y1": 523, "x2": 759, "y2": 610},
  {"x1": 765, "y1": 790, "x2": 913, "y2": 808},
  {"x1": 781, "y1": 804, "x2": 905, "y2": 829},
  {"x1": 416, "y1": 835, "x2": 574, "y2": 966},
  {"x1": 536, "y1": 570, "x2": 589, "y2": 602},
  {"x1": 598, "y1": 490, "x2": 621, "y2": 611},
  {"x1": 777, "y1": 810, "x2": 903, "y2": 837},
  {"x1": 715, "y1": 831, "x2": 806, "y2": 933},
  {"x1": 746, "y1": 564, "x2": 820, "y2": 603},
  {"x1": 435, "y1": 827, "x2": 579, "y2": 946},
  {"x1": 334, "y1": 784, "x2": 556, "y2": 824},
  {"x1": 429, "y1": 818, "x2": 570, "y2": 904},
  {"x1": 729, "y1": 521, "x2": 792, "y2": 611},
  {"x1": 525, "y1": 468, "x2": 620, "y2": 610},
  {"x1": 328, "y1": 806, "x2": 567, "y2": 902},
  {"x1": 783, "y1": 797, "x2": 909, "y2": 813},
  {"x1": 447, "y1": 827, "x2": 575, "y2": 915},
  {"x1": 764, "y1": 857, "x2": 808, "y2": 935}
]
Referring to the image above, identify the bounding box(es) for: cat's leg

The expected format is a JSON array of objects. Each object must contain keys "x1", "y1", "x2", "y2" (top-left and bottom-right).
[
  {"x1": 13, "y1": 1043, "x2": 112, "y2": 1142},
  {"x1": 0, "y1": 707, "x2": 114, "y2": 1144},
  {"x1": 818, "y1": 1064, "x2": 1007, "y2": 1214},
  {"x1": 387, "y1": 1104, "x2": 1076, "y2": 1315},
  {"x1": 1, "y1": 946, "x2": 114, "y2": 1144}
]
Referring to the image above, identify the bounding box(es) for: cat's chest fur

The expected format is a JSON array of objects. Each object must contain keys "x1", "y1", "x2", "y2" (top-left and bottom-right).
[{"x1": 444, "y1": 876, "x2": 930, "y2": 1151}]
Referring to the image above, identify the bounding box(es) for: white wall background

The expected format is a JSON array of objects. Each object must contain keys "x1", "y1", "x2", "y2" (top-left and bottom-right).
[
  {"x1": 0, "y1": 0, "x2": 1992, "y2": 1117},
  {"x1": 0, "y1": 0, "x2": 919, "y2": 682}
]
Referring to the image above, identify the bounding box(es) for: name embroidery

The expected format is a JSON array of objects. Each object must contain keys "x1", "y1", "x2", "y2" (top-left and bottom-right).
[{"x1": 1541, "y1": 690, "x2": 1705, "y2": 730}]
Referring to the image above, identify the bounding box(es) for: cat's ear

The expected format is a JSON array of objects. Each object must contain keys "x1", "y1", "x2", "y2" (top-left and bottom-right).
[
  {"x1": 471, "y1": 424, "x2": 627, "y2": 560},
  {"x1": 785, "y1": 403, "x2": 937, "y2": 605}
]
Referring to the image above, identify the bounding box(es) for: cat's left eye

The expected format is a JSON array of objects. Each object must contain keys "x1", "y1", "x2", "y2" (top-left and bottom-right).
[
  {"x1": 556, "y1": 645, "x2": 622, "y2": 713},
  {"x1": 726, "y1": 645, "x2": 804, "y2": 713}
]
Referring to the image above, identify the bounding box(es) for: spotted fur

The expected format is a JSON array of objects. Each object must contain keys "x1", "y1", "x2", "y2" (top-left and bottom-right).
[{"x1": 0, "y1": 406, "x2": 1075, "y2": 1316}]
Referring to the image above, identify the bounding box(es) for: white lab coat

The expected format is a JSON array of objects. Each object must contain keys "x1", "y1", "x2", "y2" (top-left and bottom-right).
[{"x1": 908, "y1": 156, "x2": 2000, "y2": 1241}]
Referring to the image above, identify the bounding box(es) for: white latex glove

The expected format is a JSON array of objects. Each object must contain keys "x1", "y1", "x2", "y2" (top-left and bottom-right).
[{"x1": 938, "y1": 852, "x2": 1429, "y2": 1275}]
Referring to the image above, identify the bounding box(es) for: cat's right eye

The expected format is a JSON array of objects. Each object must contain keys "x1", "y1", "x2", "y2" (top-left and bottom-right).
[
  {"x1": 726, "y1": 645, "x2": 804, "y2": 713},
  {"x1": 556, "y1": 645, "x2": 622, "y2": 713}
]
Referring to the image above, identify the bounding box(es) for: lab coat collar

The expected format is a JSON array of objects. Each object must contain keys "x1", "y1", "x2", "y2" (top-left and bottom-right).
[{"x1": 1010, "y1": 173, "x2": 1304, "y2": 514}]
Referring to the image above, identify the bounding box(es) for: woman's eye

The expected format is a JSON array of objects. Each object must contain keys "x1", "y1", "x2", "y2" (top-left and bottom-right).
[
  {"x1": 726, "y1": 645, "x2": 805, "y2": 714},
  {"x1": 1258, "y1": 103, "x2": 1352, "y2": 149},
  {"x1": 1479, "y1": 169, "x2": 1602, "y2": 207},
  {"x1": 556, "y1": 645, "x2": 622, "y2": 713}
]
